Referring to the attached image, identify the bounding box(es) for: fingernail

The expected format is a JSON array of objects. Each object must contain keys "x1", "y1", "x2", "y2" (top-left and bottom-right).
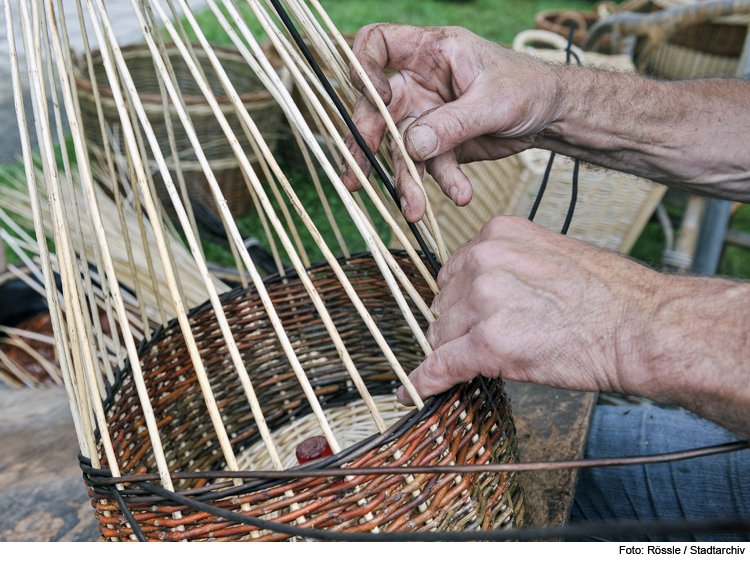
[
  {"x1": 396, "y1": 386, "x2": 410, "y2": 406},
  {"x1": 400, "y1": 196, "x2": 409, "y2": 214},
  {"x1": 408, "y1": 124, "x2": 438, "y2": 159},
  {"x1": 341, "y1": 162, "x2": 348, "y2": 176},
  {"x1": 448, "y1": 185, "x2": 458, "y2": 201}
]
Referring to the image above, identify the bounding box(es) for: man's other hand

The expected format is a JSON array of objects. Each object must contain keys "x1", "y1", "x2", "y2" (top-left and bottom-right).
[{"x1": 342, "y1": 24, "x2": 562, "y2": 222}]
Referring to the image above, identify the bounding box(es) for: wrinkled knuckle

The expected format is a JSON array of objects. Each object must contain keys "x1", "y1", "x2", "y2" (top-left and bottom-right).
[
  {"x1": 426, "y1": 322, "x2": 439, "y2": 347},
  {"x1": 505, "y1": 215, "x2": 535, "y2": 232},
  {"x1": 422, "y1": 352, "x2": 449, "y2": 389},
  {"x1": 355, "y1": 23, "x2": 381, "y2": 45},
  {"x1": 468, "y1": 324, "x2": 491, "y2": 353},
  {"x1": 464, "y1": 245, "x2": 487, "y2": 273},
  {"x1": 483, "y1": 215, "x2": 508, "y2": 235},
  {"x1": 470, "y1": 273, "x2": 496, "y2": 302},
  {"x1": 465, "y1": 240, "x2": 498, "y2": 273}
]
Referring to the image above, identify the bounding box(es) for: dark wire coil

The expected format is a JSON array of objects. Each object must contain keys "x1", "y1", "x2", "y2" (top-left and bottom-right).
[{"x1": 529, "y1": 24, "x2": 580, "y2": 234}]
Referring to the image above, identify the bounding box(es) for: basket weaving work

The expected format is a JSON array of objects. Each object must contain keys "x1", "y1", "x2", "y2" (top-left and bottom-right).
[
  {"x1": 74, "y1": 43, "x2": 285, "y2": 218},
  {"x1": 89, "y1": 252, "x2": 524, "y2": 541}
]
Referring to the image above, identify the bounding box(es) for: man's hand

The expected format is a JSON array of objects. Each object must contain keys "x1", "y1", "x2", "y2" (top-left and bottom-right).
[
  {"x1": 397, "y1": 215, "x2": 658, "y2": 403},
  {"x1": 342, "y1": 24, "x2": 563, "y2": 222},
  {"x1": 344, "y1": 24, "x2": 750, "y2": 211},
  {"x1": 397, "y1": 216, "x2": 750, "y2": 439}
]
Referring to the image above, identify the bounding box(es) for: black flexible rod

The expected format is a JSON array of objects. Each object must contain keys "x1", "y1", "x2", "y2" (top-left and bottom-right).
[{"x1": 267, "y1": 0, "x2": 441, "y2": 275}]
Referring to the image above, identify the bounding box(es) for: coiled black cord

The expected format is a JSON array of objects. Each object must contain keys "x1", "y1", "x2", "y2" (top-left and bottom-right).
[{"x1": 529, "y1": 25, "x2": 580, "y2": 235}]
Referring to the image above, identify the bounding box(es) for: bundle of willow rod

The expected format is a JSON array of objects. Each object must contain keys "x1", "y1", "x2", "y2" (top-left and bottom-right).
[
  {"x1": 5, "y1": 0, "x2": 522, "y2": 541},
  {"x1": 0, "y1": 216, "x2": 151, "y2": 389}
]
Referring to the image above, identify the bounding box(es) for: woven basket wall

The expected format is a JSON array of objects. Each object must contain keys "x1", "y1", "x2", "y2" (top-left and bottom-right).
[
  {"x1": 626, "y1": 0, "x2": 748, "y2": 78},
  {"x1": 90, "y1": 252, "x2": 524, "y2": 541},
  {"x1": 535, "y1": 10, "x2": 613, "y2": 52},
  {"x1": 74, "y1": 43, "x2": 286, "y2": 218},
  {"x1": 0, "y1": 266, "x2": 55, "y2": 388},
  {"x1": 391, "y1": 39, "x2": 666, "y2": 256}
]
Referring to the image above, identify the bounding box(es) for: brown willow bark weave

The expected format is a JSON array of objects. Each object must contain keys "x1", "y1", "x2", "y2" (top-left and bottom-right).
[{"x1": 88, "y1": 252, "x2": 524, "y2": 540}]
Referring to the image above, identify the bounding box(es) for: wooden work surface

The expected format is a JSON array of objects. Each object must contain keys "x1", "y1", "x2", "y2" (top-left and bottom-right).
[
  {"x1": 504, "y1": 380, "x2": 598, "y2": 528},
  {"x1": 0, "y1": 384, "x2": 595, "y2": 540}
]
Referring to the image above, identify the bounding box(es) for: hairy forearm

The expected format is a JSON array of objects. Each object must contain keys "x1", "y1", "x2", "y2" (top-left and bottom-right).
[
  {"x1": 536, "y1": 67, "x2": 750, "y2": 200},
  {"x1": 620, "y1": 274, "x2": 750, "y2": 438}
]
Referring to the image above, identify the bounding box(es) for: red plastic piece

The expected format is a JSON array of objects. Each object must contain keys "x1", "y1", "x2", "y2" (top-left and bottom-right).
[{"x1": 296, "y1": 435, "x2": 333, "y2": 464}]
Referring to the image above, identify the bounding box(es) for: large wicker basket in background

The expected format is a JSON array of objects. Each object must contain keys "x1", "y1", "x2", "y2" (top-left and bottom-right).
[
  {"x1": 74, "y1": 43, "x2": 286, "y2": 219},
  {"x1": 608, "y1": 0, "x2": 748, "y2": 78},
  {"x1": 646, "y1": 0, "x2": 748, "y2": 78},
  {"x1": 90, "y1": 252, "x2": 524, "y2": 541},
  {"x1": 535, "y1": 9, "x2": 614, "y2": 51}
]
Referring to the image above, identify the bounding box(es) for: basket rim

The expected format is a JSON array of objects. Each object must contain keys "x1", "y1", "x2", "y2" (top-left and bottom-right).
[
  {"x1": 85, "y1": 389, "x2": 452, "y2": 500},
  {"x1": 72, "y1": 42, "x2": 281, "y2": 106}
]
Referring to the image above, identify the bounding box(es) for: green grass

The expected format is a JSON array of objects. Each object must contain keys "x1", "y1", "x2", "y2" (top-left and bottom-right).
[
  {"x1": 629, "y1": 194, "x2": 750, "y2": 280},
  {"x1": 181, "y1": 0, "x2": 596, "y2": 46},
  {"x1": 197, "y1": 155, "x2": 389, "y2": 269},
  {"x1": 721, "y1": 205, "x2": 750, "y2": 278}
]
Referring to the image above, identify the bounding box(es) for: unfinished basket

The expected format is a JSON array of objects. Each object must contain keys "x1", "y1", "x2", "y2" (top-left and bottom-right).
[
  {"x1": 6, "y1": 0, "x2": 521, "y2": 542},
  {"x1": 74, "y1": 43, "x2": 286, "y2": 218},
  {"x1": 89, "y1": 252, "x2": 523, "y2": 541}
]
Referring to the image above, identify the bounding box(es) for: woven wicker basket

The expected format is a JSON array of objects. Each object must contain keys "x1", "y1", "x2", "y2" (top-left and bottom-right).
[
  {"x1": 0, "y1": 266, "x2": 56, "y2": 388},
  {"x1": 88, "y1": 252, "x2": 524, "y2": 541},
  {"x1": 390, "y1": 33, "x2": 666, "y2": 256},
  {"x1": 74, "y1": 43, "x2": 286, "y2": 218},
  {"x1": 621, "y1": 0, "x2": 748, "y2": 78}
]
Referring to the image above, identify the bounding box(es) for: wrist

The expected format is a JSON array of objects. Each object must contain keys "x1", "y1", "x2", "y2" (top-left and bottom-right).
[
  {"x1": 535, "y1": 65, "x2": 588, "y2": 144},
  {"x1": 617, "y1": 275, "x2": 750, "y2": 422}
]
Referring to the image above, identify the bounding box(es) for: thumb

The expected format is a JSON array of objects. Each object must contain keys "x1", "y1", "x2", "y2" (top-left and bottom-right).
[
  {"x1": 397, "y1": 334, "x2": 483, "y2": 406},
  {"x1": 404, "y1": 96, "x2": 493, "y2": 161}
]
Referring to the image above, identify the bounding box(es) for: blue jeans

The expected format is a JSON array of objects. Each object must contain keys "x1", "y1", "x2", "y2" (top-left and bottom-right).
[{"x1": 570, "y1": 403, "x2": 750, "y2": 541}]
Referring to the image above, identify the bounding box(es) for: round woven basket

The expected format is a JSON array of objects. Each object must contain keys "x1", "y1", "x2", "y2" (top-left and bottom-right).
[
  {"x1": 616, "y1": 0, "x2": 749, "y2": 78},
  {"x1": 88, "y1": 252, "x2": 524, "y2": 541},
  {"x1": 74, "y1": 43, "x2": 285, "y2": 219}
]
